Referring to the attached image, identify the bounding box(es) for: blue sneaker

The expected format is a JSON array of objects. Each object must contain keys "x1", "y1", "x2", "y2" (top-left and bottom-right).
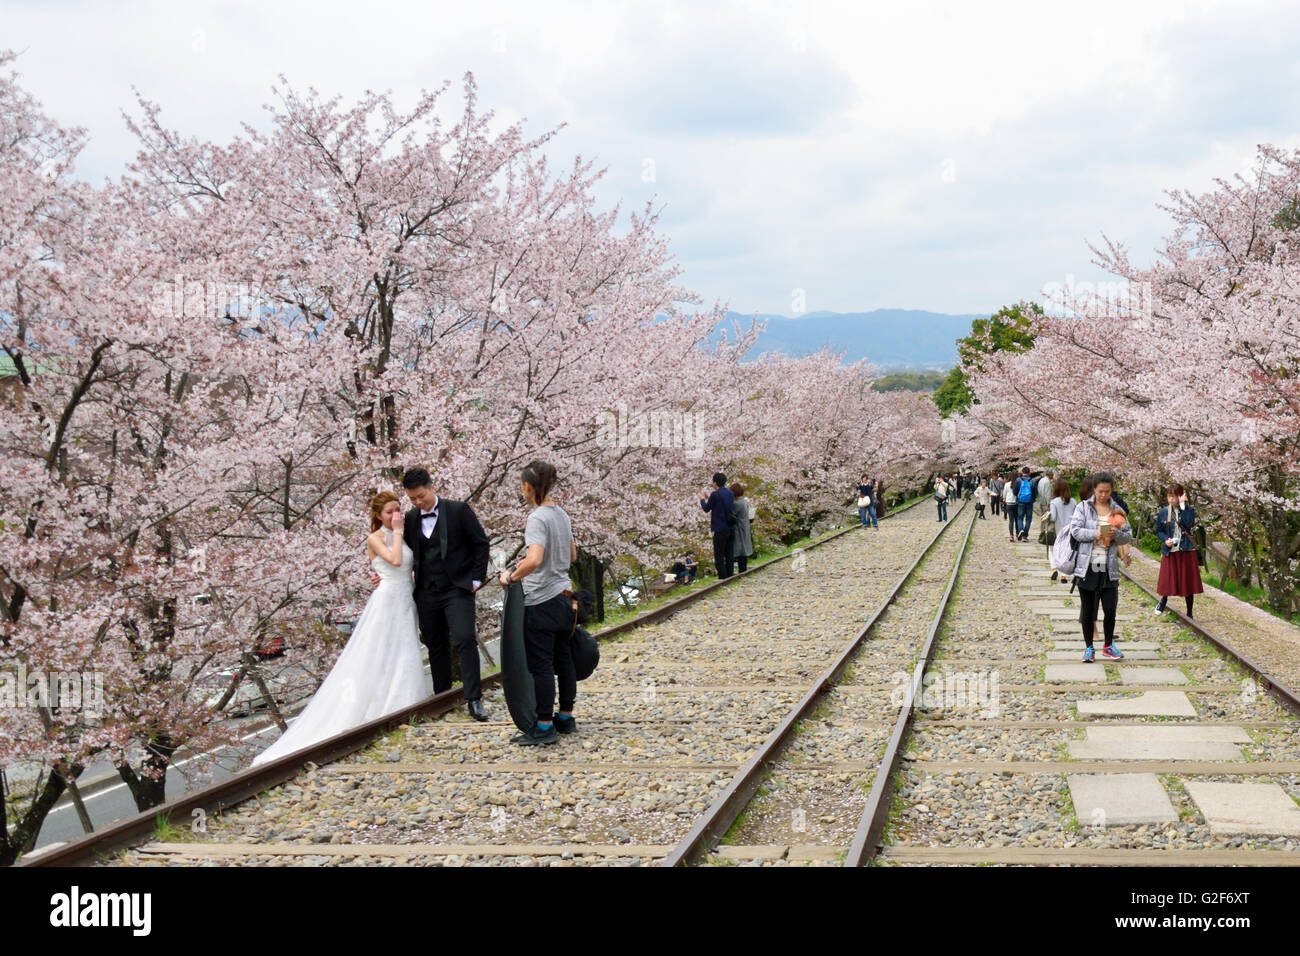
[
  {"x1": 1081, "y1": 646, "x2": 1095, "y2": 662},
  {"x1": 1101, "y1": 644, "x2": 1124, "y2": 660}
]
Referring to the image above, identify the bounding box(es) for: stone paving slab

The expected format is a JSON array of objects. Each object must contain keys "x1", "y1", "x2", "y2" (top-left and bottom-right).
[
  {"x1": 1068, "y1": 739, "x2": 1244, "y2": 760},
  {"x1": 1184, "y1": 782, "x2": 1300, "y2": 837},
  {"x1": 1068, "y1": 773, "x2": 1178, "y2": 826},
  {"x1": 1045, "y1": 664, "x2": 1106, "y2": 683},
  {"x1": 1083, "y1": 725, "x2": 1251, "y2": 743},
  {"x1": 1055, "y1": 641, "x2": 1160, "y2": 651},
  {"x1": 1076, "y1": 691, "x2": 1198, "y2": 717},
  {"x1": 1119, "y1": 667, "x2": 1188, "y2": 685},
  {"x1": 1027, "y1": 600, "x2": 1073, "y2": 612},
  {"x1": 1047, "y1": 649, "x2": 1160, "y2": 660},
  {"x1": 1038, "y1": 608, "x2": 1140, "y2": 622}
]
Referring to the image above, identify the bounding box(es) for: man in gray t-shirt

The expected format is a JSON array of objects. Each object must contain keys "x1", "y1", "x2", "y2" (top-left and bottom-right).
[{"x1": 523, "y1": 505, "x2": 573, "y2": 606}]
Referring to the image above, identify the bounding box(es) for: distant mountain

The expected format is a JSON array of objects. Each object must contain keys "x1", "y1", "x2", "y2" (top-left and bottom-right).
[{"x1": 714, "y1": 309, "x2": 983, "y2": 370}]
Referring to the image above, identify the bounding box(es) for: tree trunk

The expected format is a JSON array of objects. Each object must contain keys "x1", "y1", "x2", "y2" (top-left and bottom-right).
[
  {"x1": 0, "y1": 762, "x2": 80, "y2": 867},
  {"x1": 1231, "y1": 539, "x2": 1254, "y2": 589},
  {"x1": 117, "y1": 735, "x2": 179, "y2": 812}
]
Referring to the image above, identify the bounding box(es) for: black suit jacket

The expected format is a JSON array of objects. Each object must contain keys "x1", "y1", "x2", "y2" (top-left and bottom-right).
[{"x1": 403, "y1": 498, "x2": 491, "y2": 597}]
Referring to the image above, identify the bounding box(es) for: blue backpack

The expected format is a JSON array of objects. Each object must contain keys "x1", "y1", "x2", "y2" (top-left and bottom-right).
[{"x1": 1016, "y1": 476, "x2": 1033, "y2": 503}]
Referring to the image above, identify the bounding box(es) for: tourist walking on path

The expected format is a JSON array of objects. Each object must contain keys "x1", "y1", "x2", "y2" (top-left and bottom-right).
[
  {"x1": 989, "y1": 474, "x2": 1002, "y2": 517},
  {"x1": 1036, "y1": 469, "x2": 1055, "y2": 539},
  {"x1": 974, "y1": 479, "x2": 990, "y2": 519},
  {"x1": 730, "y1": 482, "x2": 755, "y2": 573},
  {"x1": 1067, "y1": 476, "x2": 1094, "y2": 595},
  {"x1": 1014, "y1": 466, "x2": 1035, "y2": 540},
  {"x1": 1048, "y1": 478, "x2": 1077, "y2": 583},
  {"x1": 934, "y1": 475, "x2": 949, "y2": 521},
  {"x1": 499, "y1": 460, "x2": 578, "y2": 745},
  {"x1": 1067, "y1": 472, "x2": 1132, "y2": 663},
  {"x1": 1154, "y1": 483, "x2": 1204, "y2": 617},
  {"x1": 1002, "y1": 475, "x2": 1018, "y2": 540},
  {"x1": 700, "y1": 472, "x2": 737, "y2": 579}
]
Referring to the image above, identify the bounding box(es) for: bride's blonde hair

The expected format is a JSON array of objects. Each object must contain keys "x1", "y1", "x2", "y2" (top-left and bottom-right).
[{"x1": 368, "y1": 490, "x2": 400, "y2": 532}]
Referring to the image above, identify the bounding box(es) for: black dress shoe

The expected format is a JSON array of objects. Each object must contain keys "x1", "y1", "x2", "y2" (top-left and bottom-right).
[{"x1": 467, "y1": 699, "x2": 489, "y2": 721}]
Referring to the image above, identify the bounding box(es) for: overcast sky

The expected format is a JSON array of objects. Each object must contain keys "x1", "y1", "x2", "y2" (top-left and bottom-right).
[{"x1": 6, "y1": 0, "x2": 1300, "y2": 317}]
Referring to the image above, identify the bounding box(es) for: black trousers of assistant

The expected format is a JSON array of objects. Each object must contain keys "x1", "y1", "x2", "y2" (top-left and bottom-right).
[
  {"x1": 523, "y1": 591, "x2": 577, "y2": 722},
  {"x1": 416, "y1": 589, "x2": 481, "y2": 700},
  {"x1": 1077, "y1": 568, "x2": 1118, "y2": 647},
  {"x1": 713, "y1": 529, "x2": 735, "y2": 579}
]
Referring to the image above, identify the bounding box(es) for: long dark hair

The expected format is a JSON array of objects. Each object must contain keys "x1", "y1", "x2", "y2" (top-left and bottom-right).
[
  {"x1": 522, "y1": 460, "x2": 557, "y2": 504},
  {"x1": 1053, "y1": 478, "x2": 1072, "y2": 504}
]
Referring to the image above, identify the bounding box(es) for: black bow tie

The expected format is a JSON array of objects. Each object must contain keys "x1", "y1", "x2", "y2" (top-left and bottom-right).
[{"x1": 421, "y1": 510, "x2": 437, "y2": 518}]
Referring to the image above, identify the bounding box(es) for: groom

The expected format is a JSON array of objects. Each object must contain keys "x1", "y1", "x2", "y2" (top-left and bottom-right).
[{"x1": 400, "y1": 467, "x2": 492, "y2": 721}]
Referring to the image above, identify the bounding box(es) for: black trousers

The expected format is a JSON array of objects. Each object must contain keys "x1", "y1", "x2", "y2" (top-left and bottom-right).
[
  {"x1": 523, "y1": 591, "x2": 577, "y2": 722},
  {"x1": 416, "y1": 589, "x2": 481, "y2": 700},
  {"x1": 991, "y1": 497, "x2": 1000, "y2": 515},
  {"x1": 713, "y1": 529, "x2": 735, "y2": 579},
  {"x1": 1077, "y1": 568, "x2": 1118, "y2": 647}
]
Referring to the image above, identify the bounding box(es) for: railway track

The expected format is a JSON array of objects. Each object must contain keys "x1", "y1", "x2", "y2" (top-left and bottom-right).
[
  {"x1": 23, "y1": 496, "x2": 937, "y2": 867},
  {"x1": 25, "y1": 493, "x2": 1300, "y2": 868},
  {"x1": 870, "y1": 520, "x2": 1300, "y2": 867},
  {"x1": 664, "y1": 498, "x2": 977, "y2": 865}
]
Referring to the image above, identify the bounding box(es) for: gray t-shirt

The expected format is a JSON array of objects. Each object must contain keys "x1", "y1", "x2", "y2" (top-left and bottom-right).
[{"x1": 523, "y1": 505, "x2": 572, "y2": 606}]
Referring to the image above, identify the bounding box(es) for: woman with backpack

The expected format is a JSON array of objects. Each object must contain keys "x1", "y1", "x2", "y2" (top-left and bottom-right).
[
  {"x1": 1048, "y1": 478, "x2": 1076, "y2": 583},
  {"x1": 1154, "y1": 483, "x2": 1204, "y2": 618},
  {"x1": 1066, "y1": 471, "x2": 1132, "y2": 662}
]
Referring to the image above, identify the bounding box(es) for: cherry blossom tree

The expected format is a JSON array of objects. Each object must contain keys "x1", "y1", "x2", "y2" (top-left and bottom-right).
[{"x1": 964, "y1": 146, "x2": 1300, "y2": 614}]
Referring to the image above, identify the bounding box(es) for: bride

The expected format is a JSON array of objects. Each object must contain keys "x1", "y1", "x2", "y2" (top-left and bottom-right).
[{"x1": 251, "y1": 491, "x2": 431, "y2": 767}]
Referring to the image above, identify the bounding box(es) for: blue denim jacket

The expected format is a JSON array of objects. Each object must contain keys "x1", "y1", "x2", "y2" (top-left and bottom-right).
[{"x1": 1155, "y1": 504, "x2": 1197, "y2": 556}]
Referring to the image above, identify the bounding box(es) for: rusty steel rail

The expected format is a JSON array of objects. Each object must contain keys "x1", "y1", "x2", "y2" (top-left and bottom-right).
[
  {"x1": 1120, "y1": 568, "x2": 1300, "y2": 720},
  {"x1": 20, "y1": 496, "x2": 927, "y2": 867},
  {"x1": 661, "y1": 500, "x2": 971, "y2": 867},
  {"x1": 843, "y1": 504, "x2": 976, "y2": 866}
]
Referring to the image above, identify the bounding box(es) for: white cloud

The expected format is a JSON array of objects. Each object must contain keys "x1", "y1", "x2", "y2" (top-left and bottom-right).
[{"x1": 5, "y1": 0, "x2": 1298, "y2": 316}]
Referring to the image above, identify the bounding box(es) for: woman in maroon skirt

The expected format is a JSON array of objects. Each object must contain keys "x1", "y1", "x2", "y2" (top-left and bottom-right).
[{"x1": 1154, "y1": 483, "x2": 1203, "y2": 617}]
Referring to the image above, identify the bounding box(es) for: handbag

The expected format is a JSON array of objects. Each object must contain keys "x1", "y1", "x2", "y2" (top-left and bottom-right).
[
  {"x1": 1038, "y1": 515, "x2": 1056, "y2": 545},
  {"x1": 564, "y1": 589, "x2": 599, "y2": 680},
  {"x1": 857, "y1": 495, "x2": 871, "y2": 508},
  {"x1": 571, "y1": 625, "x2": 599, "y2": 681},
  {"x1": 1167, "y1": 504, "x2": 1206, "y2": 567}
]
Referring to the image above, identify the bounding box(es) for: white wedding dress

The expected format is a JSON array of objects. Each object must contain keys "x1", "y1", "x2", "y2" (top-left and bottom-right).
[{"x1": 251, "y1": 529, "x2": 431, "y2": 767}]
